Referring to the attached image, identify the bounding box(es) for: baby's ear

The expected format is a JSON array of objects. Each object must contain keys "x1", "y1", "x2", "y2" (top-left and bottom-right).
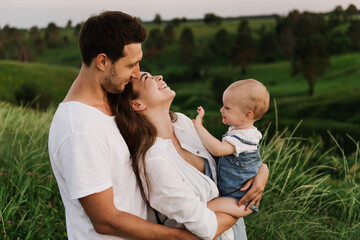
[
  {"x1": 244, "y1": 111, "x2": 254, "y2": 121},
  {"x1": 130, "y1": 100, "x2": 146, "y2": 111}
]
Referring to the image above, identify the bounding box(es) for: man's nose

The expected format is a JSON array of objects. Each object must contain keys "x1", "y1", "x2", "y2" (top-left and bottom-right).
[{"x1": 131, "y1": 64, "x2": 140, "y2": 79}]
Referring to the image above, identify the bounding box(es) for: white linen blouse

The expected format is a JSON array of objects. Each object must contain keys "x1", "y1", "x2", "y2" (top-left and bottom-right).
[{"x1": 139, "y1": 112, "x2": 219, "y2": 240}]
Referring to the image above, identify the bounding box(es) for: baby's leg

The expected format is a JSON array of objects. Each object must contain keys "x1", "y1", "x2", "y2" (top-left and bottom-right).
[{"x1": 208, "y1": 197, "x2": 254, "y2": 218}]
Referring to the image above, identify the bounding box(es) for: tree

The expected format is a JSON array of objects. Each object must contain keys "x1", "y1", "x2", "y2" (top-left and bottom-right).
[
  {"x1": 231, "y1": 20, "x2": 255, "y2": 75},
  {"x1": 294, "y1": 12, "x2": 326, "y2": 41},
  {"x1": 164, "y1": 23, "x2": 175, "y2": 43},
  {"x1": 210, "y1": 28, "x2": 230, "y2": 61},
  {"x1": 275, "y1": 10, "x2": 301, "y2": 59},
  {"x1": 171, "y1": 18, "x2": 181, "y2": 27},
  {"x1": 28, "y1": 26, "x2": 42, "y2": 55},
  {"x1": 45, "y1": 22, "x2": 61, "y2": 47},
  {"x1": 144, "y1": 28, "x2": 165, "y2": 59},
  {"x1": 328, "y1": 6, "x2": 345, "y2": 28},
  {"x1": 0, "y1": 25, "x2": 25, "y2": 60},
  {"x1": 19, "y1": 46, "x2": 33, "y2": 62},
  {"x1": 28, "y1": 26, "x2": 41, "y2": 42},
  {"x1": 74, "y1": 22, "x2": 82, "y2": 38},
  {"x1": 66, "y1": 19, "x2": 72, "y2": 28},
  {"x1": 179, "y1": 27, "x2": 194, "y2": 63},
  {"x1": 204, "y1": 13, "x2": 221, "y2": 25},
  {"x1": 346, "y1": 4, "x2": 358, "y2": 19},
  {"x1": 328, "y1": 32, "x2": 349, "y2": 54},
  {"x1": 347, "y1": 20, "x2": 360, "y2": 51},
  {"x1": 292, "y1": 34, "x2": 330, "y2": 96},
  {"x1": 153, "y1": 13, "x2": 162, "y2": 25},
  {"x1": 258, "y1": 31, "x2": 280, "y2": 62}
]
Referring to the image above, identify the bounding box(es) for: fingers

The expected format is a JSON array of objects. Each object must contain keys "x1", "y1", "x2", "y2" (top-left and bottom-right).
[
  {"x1": 239, "y1": 177, "x2": 254, "y2": 191},
  {"x1": 254, "y1": 195, "x2": 262, "y2": 207},
  {"x1": 238, "y1": 184, "x2": 260, "y2": 207},
  {"x1": 245, "y1": 195, "x2": 261, "y2": 211},
  {"x1": 196, "y1": 106, "x2": 205, "y2": 117}
]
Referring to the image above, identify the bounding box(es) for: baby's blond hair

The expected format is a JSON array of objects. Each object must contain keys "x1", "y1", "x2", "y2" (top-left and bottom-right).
[{"x1": 226, "y1": 79, "x2": 270, "y2": 120}]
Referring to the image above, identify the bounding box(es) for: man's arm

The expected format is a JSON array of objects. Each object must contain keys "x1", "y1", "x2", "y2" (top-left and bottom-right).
[
  {"x1": 237, "y1": 163, "x2": 269, "y2": 210},
  {"x1": 79, "y1": 187, "x2": 200, "y2": 240},
  {"x1": 193, "y1": 106, "x2": 235, "y2": 156}
]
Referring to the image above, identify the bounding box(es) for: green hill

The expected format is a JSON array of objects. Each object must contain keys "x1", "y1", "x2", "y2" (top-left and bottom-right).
[
  {"x1": 170, "y1": 53, "x2": 360, "y2": 149},
  {"x1": 0, "y1": 60, "x2": 78, "y2": 108}
]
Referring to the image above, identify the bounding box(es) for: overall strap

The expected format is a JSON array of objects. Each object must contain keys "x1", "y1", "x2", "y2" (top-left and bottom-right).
[{"x1": 230, "y1": 135, "x2": 258, "y2": 146}]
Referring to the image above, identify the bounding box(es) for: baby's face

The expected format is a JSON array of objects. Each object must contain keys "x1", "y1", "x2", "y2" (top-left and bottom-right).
[{"x1": 220, "y1": 89, "x2": 249, "y2": 127}]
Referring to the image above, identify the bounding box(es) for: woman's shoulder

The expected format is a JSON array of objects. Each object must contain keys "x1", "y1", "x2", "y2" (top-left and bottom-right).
[{"x1": 174, "y1": 112, "x2": 193, "y2": 129}]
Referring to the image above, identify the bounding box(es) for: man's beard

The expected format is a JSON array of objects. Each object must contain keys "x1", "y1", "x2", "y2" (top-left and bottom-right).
[{"x1": 103, "y1": 66, "x2": 126, "y2": 94}]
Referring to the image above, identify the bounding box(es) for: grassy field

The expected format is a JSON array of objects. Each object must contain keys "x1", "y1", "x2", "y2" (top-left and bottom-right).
[
  {"x1": 0, "y1": 101, "x2": 359, "y2": 239},
  {"x1": 1, "y1": 52, "x2": 359, "y2": 149},
  {"x1": 169, "y1": 53, "x2": 360, "y2": 152},
  {"x1": 0, "y1": 60, "x2": 78, "y2": 108}
]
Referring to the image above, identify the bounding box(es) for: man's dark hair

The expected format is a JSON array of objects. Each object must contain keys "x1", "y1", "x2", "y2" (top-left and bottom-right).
[{"x1": 79, "y1": 11, "x2": 146, "y2": 66}]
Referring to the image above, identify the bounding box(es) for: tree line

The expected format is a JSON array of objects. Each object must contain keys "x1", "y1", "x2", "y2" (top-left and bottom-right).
[
  {"x1": 0, "y1": 4, "x2": 359, "y2": 96},
  {"x1": 143, "y1": 4, "x2": 359, "y2": 96},
  {"x1": 0, "y1": 20, "x2": 81, "y2": 62}
]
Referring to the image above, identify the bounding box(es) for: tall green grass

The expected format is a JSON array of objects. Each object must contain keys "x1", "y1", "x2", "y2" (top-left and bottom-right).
[
  {"x1": 246, "y1": 124, "x2": 360, "y2": 239},
  {"x1": 0, "y1": 102, "x2": 66, "y2": 239},
  {"x1": 0, "y1": 60, "x2": 78, "y2": 108},
  {"x1": 0, "y1": 101, "x2": 359, "y2": 239}
]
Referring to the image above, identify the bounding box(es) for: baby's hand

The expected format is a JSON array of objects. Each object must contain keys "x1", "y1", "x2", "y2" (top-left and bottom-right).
[{"x1": 193, "y1": 106, "x2": 205, "y2": 128}]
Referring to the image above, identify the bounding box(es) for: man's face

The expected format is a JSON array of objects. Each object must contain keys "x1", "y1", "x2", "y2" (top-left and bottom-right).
[{"x1": 103, "y1": 43, "x2": 143, "y2": 94}]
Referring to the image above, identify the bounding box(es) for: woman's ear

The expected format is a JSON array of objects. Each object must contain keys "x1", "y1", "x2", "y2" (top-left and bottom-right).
[{"x1": 130, "y1": 100, "x2": 146, "y2": 111}]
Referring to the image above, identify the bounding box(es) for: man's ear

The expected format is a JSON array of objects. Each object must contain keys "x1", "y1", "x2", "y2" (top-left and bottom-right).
[
  {"x1": 96, "y1": 53, "x2": 108, "y2": 71},
  {"x1": 244, "y1": 111, "x2": 254, "y2": 121},
  {"x1": 130, "y1": 100, "x2": 146, "y2": 112}
]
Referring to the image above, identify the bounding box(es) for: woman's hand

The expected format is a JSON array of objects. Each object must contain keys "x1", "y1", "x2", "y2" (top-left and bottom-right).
[{"x1": 237, "y1": 163, "x2": 269, "y2": 210}]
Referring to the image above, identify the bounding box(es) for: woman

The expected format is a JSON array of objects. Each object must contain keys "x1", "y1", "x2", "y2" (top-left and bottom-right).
[{"x1": 108, "y1": 72, "x2": 268, "y2": 240}]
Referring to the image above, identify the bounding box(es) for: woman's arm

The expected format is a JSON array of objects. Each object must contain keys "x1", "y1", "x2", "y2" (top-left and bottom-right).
[{"x1": 214, "y1": 213, "x2": 238, "y2": 238}]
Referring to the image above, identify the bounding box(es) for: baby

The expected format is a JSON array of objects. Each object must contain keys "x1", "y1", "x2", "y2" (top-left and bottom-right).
[{"x1": 193, "y1": 79, "x2": 269, "y2": 218}]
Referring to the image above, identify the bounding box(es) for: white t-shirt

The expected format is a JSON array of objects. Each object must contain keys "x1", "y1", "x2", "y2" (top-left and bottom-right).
[
  {"x1": 223, "y1": 126, "x2": 262, "y2": 157},
  {"x1": 48, "y1": 101, "x2": 150, "y2": 239}
]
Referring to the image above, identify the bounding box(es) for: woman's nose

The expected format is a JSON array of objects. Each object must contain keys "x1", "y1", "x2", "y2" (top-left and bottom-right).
[{"x1": 156, "y1": 75, "x2": 163, "y2": 81}]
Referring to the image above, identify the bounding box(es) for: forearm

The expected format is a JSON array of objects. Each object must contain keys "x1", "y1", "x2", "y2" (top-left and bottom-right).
[
  {"x1": 194, "y1": 124, "x2": 233, "y2": 156},
  {"x1": 99, "y1": 211, "x2": 193, "y2": 240},
  {"x1": 79, "y1": 188, "x2": 199, "y2": 240},
  {"x1": 214, "y1": 212, "x2": 238, "y2": 238}
]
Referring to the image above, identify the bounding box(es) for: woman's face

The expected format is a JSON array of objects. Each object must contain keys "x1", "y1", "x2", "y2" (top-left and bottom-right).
[{"x1": 131, "y1": 71, "x2": 175, "y2": 109}]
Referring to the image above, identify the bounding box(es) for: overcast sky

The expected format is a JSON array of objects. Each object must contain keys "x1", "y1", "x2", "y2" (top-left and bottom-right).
[{"x1": 0, "y1": 0, "x2": 358, "y2": 28}]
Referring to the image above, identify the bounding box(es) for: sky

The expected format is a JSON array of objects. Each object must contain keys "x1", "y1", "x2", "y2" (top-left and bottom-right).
[{"x1": 0, "y1": 0, "x2": 358, "y2": 29}]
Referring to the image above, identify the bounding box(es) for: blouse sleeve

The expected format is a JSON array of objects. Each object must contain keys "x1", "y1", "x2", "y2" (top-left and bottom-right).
[{"x1": 141, "y1": 155, "x2": 218, "y2": 240}]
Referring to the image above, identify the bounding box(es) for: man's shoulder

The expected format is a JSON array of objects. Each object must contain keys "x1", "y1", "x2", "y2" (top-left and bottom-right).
[{"x1": 49, "y1": 101, "x2": 116, "y2": 145}]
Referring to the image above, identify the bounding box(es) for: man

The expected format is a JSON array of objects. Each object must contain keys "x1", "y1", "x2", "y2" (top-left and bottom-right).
[{"x1": 48, "y1": 11, "x2": 268, "y2": 239}]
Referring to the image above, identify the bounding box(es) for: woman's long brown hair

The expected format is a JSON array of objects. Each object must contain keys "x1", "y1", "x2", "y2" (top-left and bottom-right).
[{"x1": 108, "y1": 82, "x2": 177, "y2": 203}]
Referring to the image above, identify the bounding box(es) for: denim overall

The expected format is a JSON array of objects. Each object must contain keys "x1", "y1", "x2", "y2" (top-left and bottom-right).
[
  {"x1": 204, "y1": 158, "x2": 248, "y2": 240},
  {"x1": 217, "y1": 135, "x2": 262, "y2": 212}
]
